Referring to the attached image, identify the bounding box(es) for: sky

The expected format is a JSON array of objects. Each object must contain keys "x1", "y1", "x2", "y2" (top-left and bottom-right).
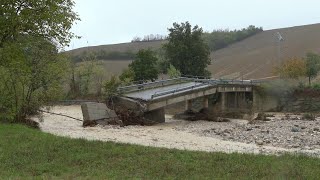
[{"x1": 67, "y1": 0, "x2": 320, "y2": 50}]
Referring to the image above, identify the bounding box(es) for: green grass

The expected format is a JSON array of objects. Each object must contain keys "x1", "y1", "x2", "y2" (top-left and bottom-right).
[{"x1": 0, "y1": 124, "x2": 319, "y2": 179}]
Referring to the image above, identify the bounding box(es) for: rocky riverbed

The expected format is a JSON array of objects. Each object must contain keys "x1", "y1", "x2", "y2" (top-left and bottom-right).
[
  {"x1": 176, "y1": 113, "x2": 320, "y2": 150},
  {"x1": 34, "y1": 106, "x2": 320, "y2": 157}
]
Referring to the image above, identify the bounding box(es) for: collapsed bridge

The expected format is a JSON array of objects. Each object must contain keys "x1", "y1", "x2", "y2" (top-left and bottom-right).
[{"x1": 113, "y1": 77, "x2": 263, "y2": 123}]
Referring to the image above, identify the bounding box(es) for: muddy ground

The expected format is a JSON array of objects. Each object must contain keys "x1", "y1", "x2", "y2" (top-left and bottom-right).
[{"x1": 33, "y1": 105, "x2": 320, "y2": 157}]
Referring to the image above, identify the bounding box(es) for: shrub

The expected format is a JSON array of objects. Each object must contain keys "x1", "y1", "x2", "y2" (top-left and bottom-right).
[{"x1": 302, "y1": 113, "x2": 316, "y2": 121}]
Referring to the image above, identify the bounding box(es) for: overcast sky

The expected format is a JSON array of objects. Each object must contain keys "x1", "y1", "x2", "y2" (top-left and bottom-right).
[{"x1": 67, "y1": 0, "x2": 320, "y2": 50}]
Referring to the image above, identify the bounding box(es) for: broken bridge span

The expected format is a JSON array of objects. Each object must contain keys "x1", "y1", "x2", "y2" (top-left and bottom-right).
[{"x1": 114, "y1": 77, "x2": 263, "y2": 123}]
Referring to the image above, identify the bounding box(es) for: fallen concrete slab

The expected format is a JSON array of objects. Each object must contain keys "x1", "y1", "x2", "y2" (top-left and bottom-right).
[{"x1": 81, "y1": 102, "x2": 119, "y2": 127}]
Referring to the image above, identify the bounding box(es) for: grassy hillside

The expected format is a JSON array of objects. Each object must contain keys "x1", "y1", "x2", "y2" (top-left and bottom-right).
[{"x1": 1, "y1": 123, "x2": 320, "y2": 179}]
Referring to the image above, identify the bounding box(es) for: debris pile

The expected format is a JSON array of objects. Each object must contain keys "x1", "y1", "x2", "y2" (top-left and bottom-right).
[{"x1": 106, "y1": 97, "x2": 159, "y2": 126}]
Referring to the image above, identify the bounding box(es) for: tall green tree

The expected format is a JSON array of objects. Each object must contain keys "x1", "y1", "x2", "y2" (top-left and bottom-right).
[
  {"x1": 305, "y1": 52, "x2": 320, "y2": 86},
  {"x1": 0, "y1": 0, "x2": 79, "y2": 122},
  {"x1": 129, "y1": 49, "x2": 159, "y2": 82},
  {"x1": 0, "y1": 36, "x2": 68, "y2": 121},
  {"x1": 163, "y1": 21, "x2": 211, "y2": 77},
  {"x1": 0, "y1": 0, "x2": 79, "y2": 47}
]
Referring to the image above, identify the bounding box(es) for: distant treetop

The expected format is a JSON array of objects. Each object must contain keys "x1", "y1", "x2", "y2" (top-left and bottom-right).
[{"x1": 131, "y1": 34, "x2": 167, "y2": 42}]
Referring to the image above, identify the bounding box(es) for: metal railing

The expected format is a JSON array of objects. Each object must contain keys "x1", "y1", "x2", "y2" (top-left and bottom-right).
[
  {"x1": 117, "y1": 77, "x2": 192, "y2": 94},
  {"x1": 149, "y1": 79, "x2": 262, "y2": 99},
  {"x1": 151, "y1": 82, "x2": 210, "y2": 99},
  {"x1": 118, "y1": 76, "x2": 263, "y2": 95}
]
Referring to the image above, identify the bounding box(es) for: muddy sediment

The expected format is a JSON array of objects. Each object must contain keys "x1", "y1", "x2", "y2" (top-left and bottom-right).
[{"x1": 34, "y1": 105, "x2": 320, "y2": 157}]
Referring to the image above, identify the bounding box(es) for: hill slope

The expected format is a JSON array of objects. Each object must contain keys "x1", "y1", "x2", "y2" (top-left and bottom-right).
[
  {"x1": 67, "y1": 23, "x2": 320, "y2": 79},
  {"x1": 68, "y1": 40, "x2": 165, "y2": 56},
  {"x1": 209, "y1": 23, "x2": 320, "y2": 79}
]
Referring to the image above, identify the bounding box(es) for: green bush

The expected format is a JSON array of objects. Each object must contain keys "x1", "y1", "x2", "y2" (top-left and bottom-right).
[
  {"x1": 302, "y1": 113, "x2": 316, "y2": 121},
  {"x1": 311, "y1": 83, "x2": 320, "y2": 90},
  {"x1": 167, "y1": 64, "x2": 181, "y2": 78}
]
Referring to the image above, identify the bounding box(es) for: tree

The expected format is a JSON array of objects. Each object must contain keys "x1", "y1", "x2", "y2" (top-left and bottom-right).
[
  {"x1": 104, "y1": 75, "x2": 121, "y2": 98},
  {"x1": 163, "y1": 21, "x2": 211, "y2": 77},
  {"x1": 129, "y1": 49, "x2": 159, "y2": 82},
  {"x1": 119, "y1": 68, "x2": 135, "y2": 85},
  {"x1": 305, "y1": 52, "x2": 320, "y2": 86},
  {"x1": 274, "y1": 57, "x2": 306, "y2": 79},
  {"x1": 68, "y1": 52, "x2": 106, "y2": 98},
  {"x1": 167, "y1": 64, "x2": 181, "y2": 78},
  {"x1": 0, "y1": 0, "x2": 79, "y2": 123},
  {"x1": 0, "y1": 36, "x2": 68, "y2": 122},
  {"x1": 0, "y1": 0, "x2": 79, "y2": 47}
]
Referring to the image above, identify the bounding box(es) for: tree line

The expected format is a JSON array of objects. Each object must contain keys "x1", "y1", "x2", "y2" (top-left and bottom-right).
[
  {"x1": 131, "y1": 34, "x2": 167, "y2": 42},
  {"x1": 203, "y1": 25, "x2": 263, "y2": 51}
]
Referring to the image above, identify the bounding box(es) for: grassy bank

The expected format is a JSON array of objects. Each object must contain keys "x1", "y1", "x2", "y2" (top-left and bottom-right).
[{"x1": 0, "y1": 124, "x2": 319, "y2": 179}]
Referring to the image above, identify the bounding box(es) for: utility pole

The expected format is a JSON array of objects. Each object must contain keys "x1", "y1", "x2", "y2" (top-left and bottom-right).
[{"x1": 276, "y1": 32, "x2": 284, "y2": 65}]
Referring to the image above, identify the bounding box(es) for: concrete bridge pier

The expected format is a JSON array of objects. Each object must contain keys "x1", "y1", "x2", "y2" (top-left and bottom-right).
[
  {"x1": 203, "y1": 96, "x2": 209, "y2": 108},
  {"x1": 220, "y1": 92, "x2": 226, "y2": 111},
  {"x1": 185, "y1": 100, "x2": 193, "y2": 111},
  {"x1": 144, "y1": 108, "x2": 165, "y2": 123},
  {"x1": 185, "y1": 96, "x2": 209, "y2": 112},
  {"x1": 209, "y1": 91, "x2": 253, "y2": 120}
]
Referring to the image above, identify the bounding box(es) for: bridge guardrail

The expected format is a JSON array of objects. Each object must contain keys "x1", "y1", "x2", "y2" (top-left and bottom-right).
[
  {"x1": 149, "y1": 79, "x2": 263, "y2": 99},
  {"x1": 151, "y1": 82, "x2": 211, "y2": 99},
  {"x1": 118, "y1": 76, "x2": 263, "y2": 94},
  {"x1": 117, "y1": 77, "x2": 193, "y2": 94}
]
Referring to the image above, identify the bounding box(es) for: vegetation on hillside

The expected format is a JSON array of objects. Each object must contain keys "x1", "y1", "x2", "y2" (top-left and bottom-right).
[
  {"x1": 275, "y1": 53, "x2": 320, "y2": 85},
  {"x1": 305, "y1": 52, "x2": 320, "y2": 85},
  {"x1": 1, "y1": 124, "x2": 320, "y2": 179},
  {"x1": 163, "y1": 21, "x2": 211, "y2": 77},
  {"x1": 131, "y1": 34, "x2": 167, "y2": 42},
  {"x1": 203, "y1": 25, "x2": 263, "y2": 51},
  {"x1": 275, "y1": 58, "x2": 307, "y2": 79}
]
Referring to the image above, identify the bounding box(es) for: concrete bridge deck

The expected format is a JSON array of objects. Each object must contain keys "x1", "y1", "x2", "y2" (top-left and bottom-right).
[
  {"x1": 124, "y1": 82, "x2": 210, "y2": 100},
  {"x1": 120, "y1": 78, "x2": 256, "y2": 101},
  {"x1": 117, "y1": 77, "x2": 257, "y2": 109}
]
